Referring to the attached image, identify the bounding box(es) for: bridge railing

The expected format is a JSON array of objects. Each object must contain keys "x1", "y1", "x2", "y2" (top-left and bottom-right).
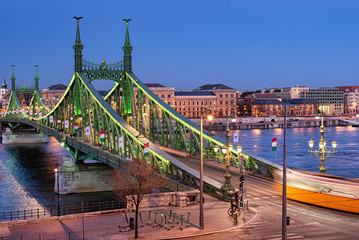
[
  {"x1": 0, "y1": 200, "x2": 126, "y2": 222},
  {"x1": 3, "y1": 118, "x2": 126, "y2": 168}
]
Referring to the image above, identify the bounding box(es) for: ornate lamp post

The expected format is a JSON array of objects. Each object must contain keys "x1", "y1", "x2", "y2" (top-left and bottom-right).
[
  {"x1": 220, "y1": 105, "x2": 236, "y2": 201},
  {"x1": 54, "y1": 164, "x2": 60, "y2": 216},
  {"x1": 308, "y1": 114, "x2": 338, "y2": 173},
  {"x1": 236, "y1": 145, "x2": 244, "y2": 207}
]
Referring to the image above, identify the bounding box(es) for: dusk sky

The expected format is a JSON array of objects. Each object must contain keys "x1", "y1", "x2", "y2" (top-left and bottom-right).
[{"x1": 1, "y1": 1, "x2": 359, "y2": 92}]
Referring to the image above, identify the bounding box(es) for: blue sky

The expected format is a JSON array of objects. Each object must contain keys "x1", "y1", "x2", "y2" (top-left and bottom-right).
[{"x1": 1, "y1": 0, "x2": 359, "y2": 91}]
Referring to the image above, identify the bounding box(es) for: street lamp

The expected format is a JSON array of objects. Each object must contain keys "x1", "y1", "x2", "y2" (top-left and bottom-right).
[
  {"x1": 199, "y1": 107, "x2": 212, "y2": 230},
  {"x1": 54, "y1": 164, "x2": 60, "y2": 216},
  {"x1": 207, "y1": 114, "x2": 213, "y2": 136},
  {"x1": 308, "y1": 114, "x2": 338, "y2": 173},
  {"x1": 236, "y1": 145, "x2": 244, "y2": 207},
  {"x1": 220, "y1": 105, "x2": 236, "y2": 202}
]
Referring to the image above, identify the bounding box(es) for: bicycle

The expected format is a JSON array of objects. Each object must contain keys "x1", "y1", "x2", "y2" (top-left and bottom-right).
[{"x1": 227, "y1": 204, "x2": 241, "y2": 217}]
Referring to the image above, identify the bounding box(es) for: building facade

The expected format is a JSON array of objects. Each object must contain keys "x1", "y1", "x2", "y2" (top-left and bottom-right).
[
  {"x1": 40, "y1": 84, "x2": 67, "y2": 108},
  {"x1": 300, "y1": 88, "x2": 344, "y2": 116},
  {"x1": 335, "y1": 86, "x2": 359, "y2": 116},
  {"x1": 0, "y1": 78, "x2": 10, "y2": 109},
  {"x1": 251, "y1": 98, "x2": 317, "y2": 117}
]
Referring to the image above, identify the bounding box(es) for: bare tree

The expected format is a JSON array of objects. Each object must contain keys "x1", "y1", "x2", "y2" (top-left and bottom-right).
[{"x1": 111, "y1": 157, "x2": 165, "y2": 239}]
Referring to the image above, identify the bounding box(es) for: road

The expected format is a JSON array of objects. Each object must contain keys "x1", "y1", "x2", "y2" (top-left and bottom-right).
[{"x1": 171, "y1": 153, "x2": 359, "y2": 239}]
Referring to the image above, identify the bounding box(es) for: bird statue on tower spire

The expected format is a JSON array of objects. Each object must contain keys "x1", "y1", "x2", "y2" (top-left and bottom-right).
[{"x1": 122, "y1": 19, "x2": 133, "y2": 72}]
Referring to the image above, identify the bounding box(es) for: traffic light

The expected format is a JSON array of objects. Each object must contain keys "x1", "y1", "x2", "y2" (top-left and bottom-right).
[
  {"x1": 240, "y1": 176, "x2": 245, "y2": 182},
  {"x1": 239, "y1": 182, "x2": 243, "y2": 190}
]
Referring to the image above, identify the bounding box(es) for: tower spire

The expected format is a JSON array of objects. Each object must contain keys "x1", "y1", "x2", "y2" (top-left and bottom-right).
[
  {"x1": 2, "y1": 77, "x2": 7, "y2": 89},
  {"x1": 11, "y1": 65, "x2": 15, "y2": 90},
  {"x1": 34, "y1": 65, "x2": 39, "y2": 90},
  {"x1": 73, "y1": 16, "x2": 84, "y2": 72},
  {"x1": 122, "y1": 19, "x2": 133, "y2": 72}
]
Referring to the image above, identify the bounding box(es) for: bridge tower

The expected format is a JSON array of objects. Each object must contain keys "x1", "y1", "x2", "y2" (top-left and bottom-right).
[
  {"x1": 34, "y1": 65, "x2": 39, "y2": 91},
  {"x1": 11, "y1": 65, "x2": 15, "y2": 90},
  {"x1": 73, "y1": 17, "x2": 84, "y2": 72},
  {"x1": 122, "y1": 19, "x2": 133, "y2": 73}
]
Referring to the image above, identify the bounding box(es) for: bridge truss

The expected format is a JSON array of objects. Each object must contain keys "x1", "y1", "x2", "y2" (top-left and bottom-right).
[{"x1": 1, "y1": 18, "x2": 278, "y2": 197}]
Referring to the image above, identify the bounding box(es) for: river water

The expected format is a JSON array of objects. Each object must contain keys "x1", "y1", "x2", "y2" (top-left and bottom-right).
[
  {"x1": 0, "y1": 137, "x2": 117, "y2": 214},
  {"x1": 214, "y1": 125, "x2": 359, "y2": 179},
  {"x1": 0, "y1": 126, "x2": 358, "y2": 214}
]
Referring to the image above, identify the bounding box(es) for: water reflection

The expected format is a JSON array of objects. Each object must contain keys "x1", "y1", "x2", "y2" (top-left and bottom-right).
[
  {"x1": 215, "y1": 126, "x2": 359, "y2": 178},
  {"x1": 0, "y1": 137, "x2": 117, "y2": 214}
]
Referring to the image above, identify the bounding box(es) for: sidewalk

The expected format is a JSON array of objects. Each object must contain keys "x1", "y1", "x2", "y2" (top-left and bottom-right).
[{"x1": 0, "y1": 198, "x2": 258, "y2": 240}]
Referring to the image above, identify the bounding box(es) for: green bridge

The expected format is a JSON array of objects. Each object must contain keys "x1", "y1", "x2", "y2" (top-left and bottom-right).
[{"x1": 1, "y1": 18, "x2": 278, "y2": 200}]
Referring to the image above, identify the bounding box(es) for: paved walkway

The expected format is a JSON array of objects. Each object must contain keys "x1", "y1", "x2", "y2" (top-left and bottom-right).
[{"x1": 0, "y1": 199, "x2": 257, "y2": 240}]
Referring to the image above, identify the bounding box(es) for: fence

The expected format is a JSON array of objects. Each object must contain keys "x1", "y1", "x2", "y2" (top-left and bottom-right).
[{"x1": 0, "y1": 200, "x2": 126, "y2": 222}]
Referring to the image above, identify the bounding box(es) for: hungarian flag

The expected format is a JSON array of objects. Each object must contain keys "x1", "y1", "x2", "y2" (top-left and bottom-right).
[
  {"x1": 233, "y1": 131, "x2": 239, "y2": 143},
  {"x1": 74, "y1": 123, "x2": 79, "y2": 132},
  {"x1": 57, "y1": 118, "x2": 61, "y2": 123},
  {"x1": 100, "y1": 130, "x2": 105, "y2": 141},
  {"x1": 143, "y1": 142, "x2": 150, "y2": 157},
  {"x1": 118, "y1": 136, "x2": 124, "y2": 147},
  {"x1": 34, "y1": 111, "x2": 37, "y2": 117},
  {"x1": 85, "y1": 126, "x2": 91, "y2": 136},
  {"x1": 272, "y1": 137, "x2": 277, "y2": 151}
]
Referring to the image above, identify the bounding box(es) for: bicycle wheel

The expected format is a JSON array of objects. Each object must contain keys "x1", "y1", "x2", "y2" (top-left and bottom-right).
[{"x1": 227, "y1": 208, "x2": 233, "y2": 216}]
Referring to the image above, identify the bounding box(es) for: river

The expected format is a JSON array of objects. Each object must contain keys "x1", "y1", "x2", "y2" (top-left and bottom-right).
[{"x1": 0, "y1": 126, "x2": 358, "y2": 214}]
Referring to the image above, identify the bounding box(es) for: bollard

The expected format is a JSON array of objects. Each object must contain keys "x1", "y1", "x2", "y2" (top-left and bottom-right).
[
  {"x1": 233, "y1": 212, "x2": 237, "y2": 223},
  {"x1": 139, "y1": 212, "x2": 144, "y2": 227},
  {"x1": 180, "y1": 215, "x2": 184, "y2": 230},
  {"x1": 160, "y1": 213, "x2": 164, "y2": 227},
  {"x1": 173, "y1": 213, "x2": 178, "y2": 224},
  {"x1": 129, "y1": 217, "x2": 134, "y2": 230},
  {"x1": 186, "y1": 212, "x2": 191, "y2": 227},
  {"x1": 153, "y1": 212, "x2": 159, "y2": 227},
  {"x1": 165, "y1": 215, "x2": 171, "y2": 230},
  {"x1": 147, "y1": 210, "x2": 152, "y2": 225}
]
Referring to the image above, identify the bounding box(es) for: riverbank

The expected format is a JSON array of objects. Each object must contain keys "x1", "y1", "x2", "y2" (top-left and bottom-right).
[{"x1": 191, "y1": 117, "x2": 359, "y2": 131}]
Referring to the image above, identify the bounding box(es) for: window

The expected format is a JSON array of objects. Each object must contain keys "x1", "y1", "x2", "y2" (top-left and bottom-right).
[
  {"x1": 161, "y1": 95, "x2": 165, "y2": 98},
  {"x1": 220, "y1": 94, "x2": 223, "y2": 98},
  {"x1": 188, "y1": 101, "x2": 191, "y2": 105},
  {"x1": 225, "y1": 94, "x2": 228, "y2": 98},
  {"x1": 168, "y1": 94, "x2": 171, "y2": 98}
]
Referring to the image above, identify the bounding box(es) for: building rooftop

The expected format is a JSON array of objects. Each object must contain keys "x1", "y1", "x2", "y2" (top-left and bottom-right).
[
  {"x1": 42, "y1": 84, "x2": 67, "y2": 91},
  {"x1": 175, "y1": 91, "x2": 215, "y2": 96},
  {"x1": 144, "y1": 83, "x2": 166, "y2": 88},
  {"x1": 194, "y1": 84, "x2": 234, "y2": 91},
  {"x1": 252, "y1": 93, "x2": 280, "y2": 99},
  {"x1": 252, "y1": 99, "x2": 282, "y2": 104},
  {"x1": 288, "y1": 98, "x2": 317, "y2": 104},
  {"x1": 335, "y1": 86, "x2": 359, "y2": 92}
]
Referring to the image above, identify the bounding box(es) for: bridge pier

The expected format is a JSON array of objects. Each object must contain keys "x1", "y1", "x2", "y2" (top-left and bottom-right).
[
  {"x1": 55, "y1": 156, "x2": 114, "y2": 194},
  {"x1": 2, "y1": 128, "x2": 49, "y2": 144}
]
